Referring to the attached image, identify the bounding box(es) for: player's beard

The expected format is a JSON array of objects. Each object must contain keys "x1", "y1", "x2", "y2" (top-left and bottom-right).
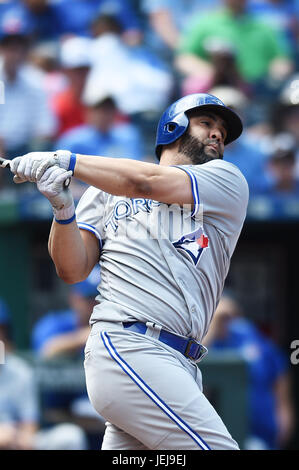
[{"x1": 178, "y1": 130, "x2": 223, "y2": 165}]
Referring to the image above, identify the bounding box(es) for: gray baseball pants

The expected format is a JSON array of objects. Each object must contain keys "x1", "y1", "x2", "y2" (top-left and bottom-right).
[{"x1": 84, "y1": 321, "x2": 239, "y2": 450}]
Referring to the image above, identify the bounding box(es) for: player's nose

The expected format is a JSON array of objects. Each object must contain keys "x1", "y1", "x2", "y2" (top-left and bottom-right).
[{"x1": 209, "y1": 126, "x2": 223, "y2": 143}]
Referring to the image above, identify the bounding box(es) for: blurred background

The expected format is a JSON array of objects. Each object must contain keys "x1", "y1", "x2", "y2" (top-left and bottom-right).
[{"x1": 0, "y1": 0, "x2": 298, "y2": 451}]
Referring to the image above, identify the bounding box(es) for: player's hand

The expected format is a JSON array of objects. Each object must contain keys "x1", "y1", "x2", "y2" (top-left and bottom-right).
[
  {"x1": 10, "y1": 152, "x2": 57, "y2": 184},
  {"x1": 10, "y1": 150, "x2": 73, "y2": 184},
  {"x1": 37, "y1": 166, "x2": 75, "y2": 221}
]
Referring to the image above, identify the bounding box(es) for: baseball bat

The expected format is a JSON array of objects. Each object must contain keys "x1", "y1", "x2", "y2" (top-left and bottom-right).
[
  {"x1": 0, "y1": 157, "x2": 71, "y2": 187},
  {"x1": 0, "y1": 156, "x2": 9, "y2": 168}
]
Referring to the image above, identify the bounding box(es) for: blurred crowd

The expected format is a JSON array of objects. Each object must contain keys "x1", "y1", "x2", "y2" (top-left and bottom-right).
[
  {"x1": 0, "y1": 0, "x2": 298, "y2": 451},
  {"x1": 0, "y1": 0, "x2": 298, "y2": 218},
  {"x1": 0, "y1": 267, "x2": 106, "y2": 450},
  {"x1": 203, "y1": 291, "x2": 294, "y2": 451}
]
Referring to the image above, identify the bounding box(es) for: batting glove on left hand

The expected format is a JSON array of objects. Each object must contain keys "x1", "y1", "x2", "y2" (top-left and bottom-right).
[
  {"x1": 37, "y1": 166, "x2": 75, "y2": 222},
  {"x1": 10, "y1": 150, "x2": 75, "y2": 184}
]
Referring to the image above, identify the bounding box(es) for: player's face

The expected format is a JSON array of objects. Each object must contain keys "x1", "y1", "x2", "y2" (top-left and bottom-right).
[{"x1": 177, "y1": 112, "x2": 227, "y2": 165}]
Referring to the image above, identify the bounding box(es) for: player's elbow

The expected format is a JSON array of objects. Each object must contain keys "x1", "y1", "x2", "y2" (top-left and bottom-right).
[
  {"x1": 130, "y1": 174, "x2": 156, "y2": 198},
  {"x1": 54, "y1": 266, "x2": 86, "y2": 285}
]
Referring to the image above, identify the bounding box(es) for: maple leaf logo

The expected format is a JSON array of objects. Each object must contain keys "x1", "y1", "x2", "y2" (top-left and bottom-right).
[
  {"x1": 197, "y1": 234, "x2": 209, "y2": 248},
  {"x1": 173, "y1": 229, "x2": 209, "y2": 266}
]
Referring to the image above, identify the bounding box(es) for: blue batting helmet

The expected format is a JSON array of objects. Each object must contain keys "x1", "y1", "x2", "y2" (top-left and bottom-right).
[{"x1": 155, "y1": 93, "x2": 243, "y2": 159}]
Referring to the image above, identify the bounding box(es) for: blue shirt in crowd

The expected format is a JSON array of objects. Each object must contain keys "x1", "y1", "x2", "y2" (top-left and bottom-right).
[
  {"x1": 0, "y1": 354, "x2": 39, "y2": 424},
  {"x1": 223, "y1": 135, "x2": 269, "y2": 195},
  {"x1": 210, "y1": 318, "x2": 288, "y2": 449},
  {"x1": 0, "y1": 1, "x2": 59, "y2": 40},
  {"x1": 54, "y1": 0, "x2": 140, "y2": 37},
  {"x1": 55, "y1": 123, "x2": 143, "y2": 161},
  {"x1": 32, "y1": 309, "x2": 78, "y2": 353},
  {"x1": 249, "y1": 180, "x2": 299, "y2": 219},
  {"x1": 31, "y1": 309, "x2": 84, "y2": 410},
  {"x1": 0, "y1": 0, "x2": 140, "y2": 40}
]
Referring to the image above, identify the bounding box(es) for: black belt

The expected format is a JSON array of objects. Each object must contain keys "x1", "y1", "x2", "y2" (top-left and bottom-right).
[{"x1": 123, "y1": 321, "x2": 208, "y2": 362}]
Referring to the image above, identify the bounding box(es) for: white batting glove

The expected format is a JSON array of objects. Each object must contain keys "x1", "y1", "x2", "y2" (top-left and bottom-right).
[
  {"x1": 37, "y1": 166, "x2": 75, "y2": 223},
  {"x1": 10, "y1": 150, "x2": 75, "y2": 184}
]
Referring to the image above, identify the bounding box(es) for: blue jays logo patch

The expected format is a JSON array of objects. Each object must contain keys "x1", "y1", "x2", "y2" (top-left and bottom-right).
[{"x1": 173, "y1": 227, "x2": 209, "y2": 266}]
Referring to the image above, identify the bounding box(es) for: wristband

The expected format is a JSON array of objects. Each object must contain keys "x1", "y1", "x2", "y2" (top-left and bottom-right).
[
  {"x1": 53, "y1": 200, "x2": 75, "y2": 223},
  {"x1": 54, "y1": 150, "x2": 76, "y2": 172},
  {"x1": 54, "y1": 213, "x2": 76, "y2": 225},
  {"x1": 68, "y1": 153, "x2": 77, "y2": 174}
]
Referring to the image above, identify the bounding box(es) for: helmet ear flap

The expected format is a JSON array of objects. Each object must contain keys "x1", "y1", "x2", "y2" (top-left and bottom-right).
[{"x1": 156, "y1": 112, "x2": 189, "y2": 160}]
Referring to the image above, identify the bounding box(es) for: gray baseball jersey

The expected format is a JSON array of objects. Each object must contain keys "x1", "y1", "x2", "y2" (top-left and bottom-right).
[{"x1": 76, "y1": 159, "x2": 248, "y2": 342}]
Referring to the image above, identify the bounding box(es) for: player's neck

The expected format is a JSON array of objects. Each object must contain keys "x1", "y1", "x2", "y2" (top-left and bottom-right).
[{"x1": 159, "y1": 150, "x2": 192, "y2": 166}]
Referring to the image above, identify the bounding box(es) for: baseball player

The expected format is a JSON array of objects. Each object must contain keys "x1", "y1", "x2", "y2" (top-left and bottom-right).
[{"x1": 9, "y1": 93, "x2": 248, "y2": 450}]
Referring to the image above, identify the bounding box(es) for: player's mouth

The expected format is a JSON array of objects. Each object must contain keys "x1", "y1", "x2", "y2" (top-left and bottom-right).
[{"x1": 205, "y1": 143, "x2": 219, "y2": 153}]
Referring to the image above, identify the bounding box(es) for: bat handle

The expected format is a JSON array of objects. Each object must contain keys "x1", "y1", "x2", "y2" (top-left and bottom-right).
[
  {"x1": 0, "y1": 157, "x2": 10, "y2": 168},
  {"x1": 64, "y1": 177, "x2": 71, "y2": 188}
]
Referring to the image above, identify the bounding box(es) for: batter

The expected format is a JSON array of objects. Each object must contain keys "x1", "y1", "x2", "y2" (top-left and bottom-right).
[{"x1": 9, "y1": 93, "x2": 249, "y2": 450}]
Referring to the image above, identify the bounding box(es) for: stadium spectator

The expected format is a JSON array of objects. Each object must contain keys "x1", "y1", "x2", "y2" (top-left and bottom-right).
[
  {"x1": 272, "y1": 74, "x2": 299, "y2": 148},
  {"x1": 266, "y1": 134, "x2": 299, "y2": 191},
  {"x1": 32, "y1": 266, "x2": 100, "y2": 358},
  {"x1": 28, "y1": 41, "x2": 67, "y2": 100},
  {"x1": 86, "y1": 14, "x2": 173, "y2": 117},
  {"x1": 248, "y1": 0, "x2": 299, "y2": 52},
  {"x1": 182, "y1": 37, "x2": 251, "y2": 96},
  {"x1": 176, "y1": 0, "x2": 294, "y2": 93},
  {"x1": 249, "y1": 133, "x2": 299, "y2": 219},
  {"x1": 0, "y1": 298, "x2": 87, "y2": 450},
  {"x1": 55, "y1": 86, "x2": 144, "y2": 198},
  {"x1": 51, "y1": 36, "x2": 91, "y2": 138},
  {"x1": 247, "y1": 74, "x2": 299, "y2": 178},
  {"x1": 141, "y1": 0, "x2": 220, "y2": 62},
  {"x1": 54, "y1": 0, "x2": 142, "y2": 44},
  {"x1": 203, "y1": 293, "x2": 294, "y2": 450},
  {"x1": 85, "y1": 14, "x2": 173, "y2": 158},
  {"x1": 0, "y1": 0, "x2": 143, "y2": 43},
  {"x1": 0, "y1": 5, "x2": 57, "y2": 186},
  {"x1": 56, "y1": 92, "x2": 143, "y2": 162},
  {"x1": 16, "y1": 0, "x2": 62, "y2": 41}
]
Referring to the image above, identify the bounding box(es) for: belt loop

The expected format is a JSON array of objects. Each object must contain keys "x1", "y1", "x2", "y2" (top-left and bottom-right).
[{"x1": 145, "y1": 322, "x2": 162, "y2": 339}]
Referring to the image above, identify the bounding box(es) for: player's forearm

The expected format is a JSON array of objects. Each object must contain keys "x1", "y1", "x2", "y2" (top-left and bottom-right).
[
  {"x1": 74, "y1": 154, "x2": 160, "y2": 198},
  {"x1": 74, "y1": 154, "x2": 192, "y2": 206},
  {"x1": 48, "y1": 219, "x2": 91, "y2": 283}
]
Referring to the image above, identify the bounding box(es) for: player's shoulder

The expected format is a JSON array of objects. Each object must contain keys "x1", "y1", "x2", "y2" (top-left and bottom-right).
[
  {"x1": 198, "y1": 157, "x2": 243, "y2": 172},
  {"x1": 187, "y1": 159, "x2": 249, "y2": 207},
  {"x1": 190, "y1": 159, "x2": 248, "y2": 187}
]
